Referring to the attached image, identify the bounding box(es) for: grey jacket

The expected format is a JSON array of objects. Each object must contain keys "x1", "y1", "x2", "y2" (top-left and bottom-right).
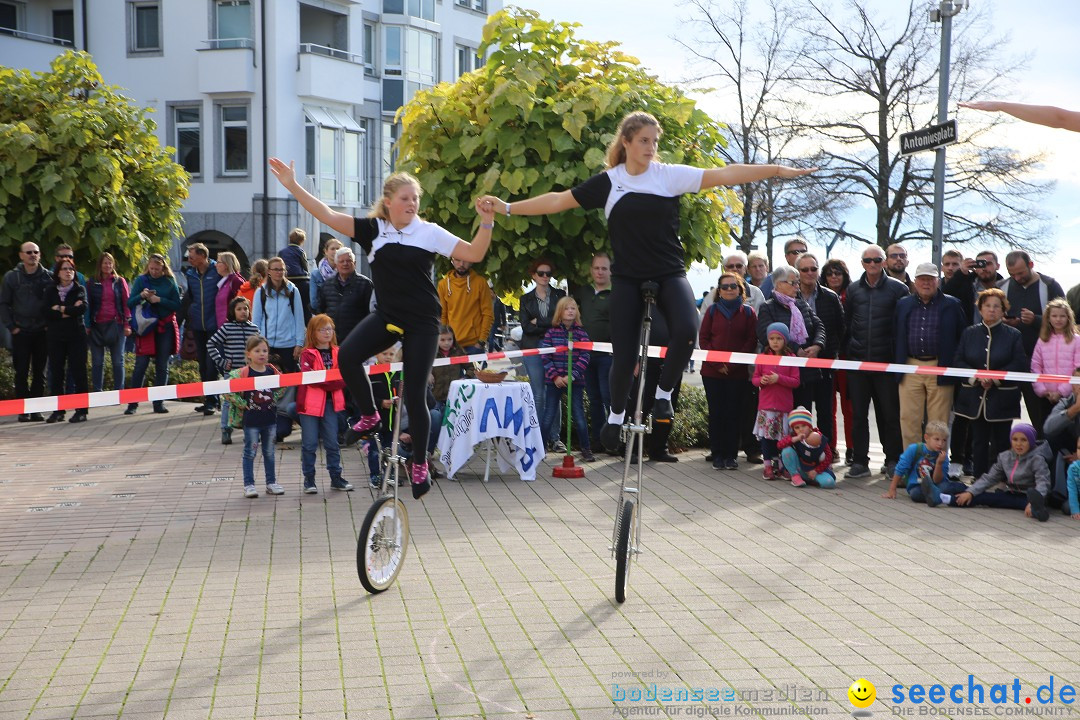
[
  {"x1": 967, "y1": 444, "x2": 1051, "y2": 497},
  {"x1": 1044, "y1": 395, "x2": 1080, "y2": 441}
]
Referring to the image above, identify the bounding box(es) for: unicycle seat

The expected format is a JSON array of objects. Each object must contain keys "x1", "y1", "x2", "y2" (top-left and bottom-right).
[{"x1": 639, "y1": 281, "x2": 659, "y2": 301}]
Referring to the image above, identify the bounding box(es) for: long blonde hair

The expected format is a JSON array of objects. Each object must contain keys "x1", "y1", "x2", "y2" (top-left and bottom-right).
[
  {"x1": 1040, "y1": 297, "x2": 1078, "y2": 343},
  {"x1": 552, "y1": 297, "x2": 581, "y2": 327},
  {"x1": 216, "y1": 251, "x2": 240, "y2": 275},
  {"x1": 606, "y1": 111, "x2": 661, "y2": 168},
  {"x1": 368, "y1": 172, "x2": 422, "y2": 221}
]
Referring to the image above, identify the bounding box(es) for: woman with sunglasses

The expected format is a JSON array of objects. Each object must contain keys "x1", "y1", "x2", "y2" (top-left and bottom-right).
[
  {"x1": 519, "y1": 257, "x2": 566, "y2": 437},
  {"x1": 44, "y1": 257, "x2": 89, "y2": 423},
  {"x1": 820, "y1": 258, "x2": 855, "y2": 464},
  {"x1": 479, "y1": 110, "x2": 814, "y2": 451}
]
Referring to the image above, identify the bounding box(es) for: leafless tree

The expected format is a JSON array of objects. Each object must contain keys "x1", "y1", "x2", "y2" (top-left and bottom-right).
[
  {"x1": 678, "y1": 0, "x2": 853, "y2": 260},
  {"x1": 786, "y1": 0, "x2": 1052, "y2": 252}
]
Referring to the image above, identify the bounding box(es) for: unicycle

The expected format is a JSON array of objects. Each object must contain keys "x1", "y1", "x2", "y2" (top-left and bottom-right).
[
  {"x1": 611, "y1": 281, "x2": 658, "y2": 604},
  {"x1": 357, "y1": 327, "x2": 410, "y2": 594}
]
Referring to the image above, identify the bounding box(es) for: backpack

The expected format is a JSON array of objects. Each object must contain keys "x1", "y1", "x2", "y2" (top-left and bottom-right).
[{"x1": 260, "y1": 284, "x2": 295, "y2": 321}]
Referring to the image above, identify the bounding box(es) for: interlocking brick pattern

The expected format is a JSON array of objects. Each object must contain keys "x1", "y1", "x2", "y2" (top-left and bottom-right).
[{"x1": 2, "y1": 404, "x2": 1079, "y2": 719}]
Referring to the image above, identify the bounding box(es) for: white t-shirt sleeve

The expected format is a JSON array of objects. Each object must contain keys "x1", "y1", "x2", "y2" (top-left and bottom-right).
[
  {"x1": 658, "y1": 163, "x2": 705, "y2": 195},
  {"x1": 424, "y1": 223, "x2": 461, "y2": 258}
]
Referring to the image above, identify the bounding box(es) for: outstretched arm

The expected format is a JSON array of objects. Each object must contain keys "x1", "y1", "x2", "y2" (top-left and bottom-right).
[
  {"x1": 959, "y1": 101, "x2": 1080, "y2": 133},
  {"x1": 701, "y1": 164, "x2": 817, "y2": 190},
  {"x1": 476, "y1": 190, "x2": 580, "y2": 217},
  {"x1": 451, "y1": 199, "x2": 498, "y2": 263},
  {"x1": 268, "y1": 158, "x2": 355, "y2": 236}
]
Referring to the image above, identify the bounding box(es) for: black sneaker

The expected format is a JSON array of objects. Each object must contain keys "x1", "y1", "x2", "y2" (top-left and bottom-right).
[
  {"x1": 27, "y1": 412, "x2": 44, "y2": 421},
  {"x1": 69, "y1": 410, "x2": 87, "y2": 423},
  {"x1": 1027, "y1": 488, "x2": 1049, "y2": 522},
  {"x1": 712, "y1": 458, "x2": 725, "y2": 471},
  {"x1": 724, "y1": 459, "x2": 739, "y2": 470},
  {"x1": 330, "y1": 478, "x2": 354, "y2": 492},
  {"x1": 649, "y1": 452, "x2": 679, "y2": 463},
  {"x1": 303, "y1": 478, "x2": 318, "y2": 494},
  {"x1": 124, "y1": 404, "x2": 137, "y2": 415},
  {"x1": 600, "y1": 422, "x2": 622, "y2": 453},
  {"x1": 846, "y1": 463, "x2": 871, "y2": 479}
]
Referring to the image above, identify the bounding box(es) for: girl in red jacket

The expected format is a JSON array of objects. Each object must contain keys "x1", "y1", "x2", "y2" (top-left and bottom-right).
[
  {"x1": 297, "y1": 314, "x2": 351, "y2": 494},
  {"x1": 753, "y1": 322, "x2": 801, "y2": 480}
]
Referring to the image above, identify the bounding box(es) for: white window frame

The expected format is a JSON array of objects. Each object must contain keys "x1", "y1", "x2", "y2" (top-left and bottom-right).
[
  {"x1": 217, "y1": 103, "x2": 250, "y2": 178},
  {"x1": 0, "y1": 2, "x2": 25, "y2": 35},
  {"x1": 212, "y1": 0, "x2": 254, "y2": 49},
  {"x1": 455, "y1": 43, "x2": 478, "y2": 79},
  {"x1": 127, "y1": 0, "x2": 161, "y2": 54},
  {"x1": 363, "y1": 22, "x2": 376, "y2": 76},
  {"x1": 383, "y1": 25, "x2": 402, "y2": 76},
  {"x1": 172, "y1": 104, "x2": 202, "y2": 179},
  {"x1": 305, "y1": 107, "x2": 365, "y2": 208}
]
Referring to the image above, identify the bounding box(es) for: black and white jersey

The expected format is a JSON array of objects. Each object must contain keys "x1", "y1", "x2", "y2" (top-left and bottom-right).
[
  {"x1": 571, "y1": 162, "x2": 704, "y2": 281},
  {"x1": 353, "y1": 216, "x2": 459, "y2": 332}
]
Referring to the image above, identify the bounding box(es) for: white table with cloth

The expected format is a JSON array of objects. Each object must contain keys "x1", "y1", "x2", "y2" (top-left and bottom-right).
[{"x1": 437, "y1": 379, "x2": 546, "y2": 482}]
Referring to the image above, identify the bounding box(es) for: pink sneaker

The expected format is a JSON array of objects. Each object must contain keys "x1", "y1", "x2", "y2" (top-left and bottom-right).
[
  {"x1": 350, "y1": 411, "x2": 381, "y2": 434},
  {"x1": 411, "y1": 461, "x2": 431, "y2": 499},
  {"x1": 791, "y1": 474, "x2": 806, "y2": 487},
  {"x1": 762, "y1": 463, "x2": 774, "y2": 481}
]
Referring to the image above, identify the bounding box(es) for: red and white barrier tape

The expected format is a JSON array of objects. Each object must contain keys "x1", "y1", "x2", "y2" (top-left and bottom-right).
[{"x1": 1, "y1": 342, "x2": 1076, "y2": 417}]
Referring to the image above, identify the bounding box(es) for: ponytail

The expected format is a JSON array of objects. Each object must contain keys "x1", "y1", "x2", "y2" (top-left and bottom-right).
[{"x1": 606, "y1": 111, "x2": 661, "y2": 168}]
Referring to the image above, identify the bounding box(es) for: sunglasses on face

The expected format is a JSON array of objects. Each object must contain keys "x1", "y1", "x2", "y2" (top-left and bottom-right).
[
  {"x1": 57, "y1": 254, "x2": 73, "y2": 259},
  {"x1": 799, "y1": 266, "x2": 819, "y2": 273},
  {"x1": 725, "y1": 263, "x2": 745, "y2": 270},
  {"x1": 719, "y1": 283, "x2": 740, "y2": 291},
  {"x1": 888, "y1": 252, "x2": 907, "y2": 259},
  {"x1": 535, "y1": 270, "x2": 552, "y2": 277},
  {"x1": 824, "y1": 269, "x2": 844, "y2": 276},
  {"x1": 22, "y1": 250, "x2": 40, "y2": 255},
  {"x1": 862, "y1": 257, "x2": 884, "y2": 264},
  {"x1": 787, "y1": 248, "x2": 806, "y2": 256}
]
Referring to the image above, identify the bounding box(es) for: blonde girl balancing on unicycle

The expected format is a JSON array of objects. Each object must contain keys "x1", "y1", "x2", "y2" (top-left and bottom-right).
[
  {"x1": 268, "y1": 158, "x2": 496, "y2": 499},
  {"x1": 478, "y1": 110, "x2": 816, "y2": 453}
]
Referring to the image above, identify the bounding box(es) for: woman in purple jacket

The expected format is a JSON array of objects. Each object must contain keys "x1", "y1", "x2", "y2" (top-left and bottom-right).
[{"x1": 540, "y1": 297, "x2": 593, "y2": 461}]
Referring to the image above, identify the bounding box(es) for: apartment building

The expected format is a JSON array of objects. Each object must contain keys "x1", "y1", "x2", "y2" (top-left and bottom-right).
[{"x1": 0, "y1": 0, "x2": 499, "y2": 270}]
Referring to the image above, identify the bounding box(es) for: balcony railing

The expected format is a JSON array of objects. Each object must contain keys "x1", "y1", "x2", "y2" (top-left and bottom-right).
[
  {"x1": 0, "y1": 28, "x2": 73, "y2": 47},
  {"x1": 299, "y1": 43, "x2": 361, "y2": 64},
  {"x1": 201, "y1": 37, "x2": 255, "y2": 50}
]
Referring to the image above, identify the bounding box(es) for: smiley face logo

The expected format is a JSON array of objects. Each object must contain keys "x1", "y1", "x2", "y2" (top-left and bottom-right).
[{"x1": 848, "y1": 678, "x2": 876, "y2": 709}]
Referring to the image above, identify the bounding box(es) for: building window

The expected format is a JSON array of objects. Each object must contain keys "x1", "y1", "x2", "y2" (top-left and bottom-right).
[
  {"x1": 455, "y1": 0, "x2": 486, "y2": 12},
  {"x1": 0, "y1": 1, "x2": 23, "y2": 36},
  {"x1": 212, "y1": 0, "x2": 252, "y2": 49},
  {"x1": 384, "y1": 26, "x2": 401, "y2": 74},
  {"x1": 127, "y1": 1, "x2": 161, "y2": 53},
  {"x1": 381, "y1": 121, "x2": 398, "y2": 176},
  {"x1": 363, "y1": 22, "x2": 375, "y2": 76},
  {"x1": 174, "y1": 106, "x2": 202, "y2": 177},
  {"x1": 218, "y1": 104, "x2": 249, "y2": 176},
  {"x1": 455, "y1": 44, "x2": 479, "y2": 78},
  {"x1": 52, "y1": 10, "x2": 74, "y2": 45},
  {"x1": 359, "y1": 118, "x2": 377, "y2": 206},
  {"x1": 382, "y1": 0, "x2": 403, "y2": 14},
  {"x1": 304, "y1": 107, "x2": 365, "y2": 207},
  {"x1": 405, "y1": 27, "x2": 437, "y2": 84},
  {"x1": 406, "y1": 0, "x2": 435, "y2": 22}
]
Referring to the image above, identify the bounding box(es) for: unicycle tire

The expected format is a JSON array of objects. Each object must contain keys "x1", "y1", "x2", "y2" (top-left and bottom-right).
[
  {"x1": 357, "y1": 496, "x2": 410, "y2": 593},
  {"x1": 614, "y1": 498, "x2": 635, "y2": 604}
]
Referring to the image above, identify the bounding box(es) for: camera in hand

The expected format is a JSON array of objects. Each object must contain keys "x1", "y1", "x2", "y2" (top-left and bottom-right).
[{"x1": 973, "y1": 259, "x2": 988, "y2": 268}]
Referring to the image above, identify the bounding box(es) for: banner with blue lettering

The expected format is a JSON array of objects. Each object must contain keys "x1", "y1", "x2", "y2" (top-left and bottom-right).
[{"x1": 438, "y1": 379, "x2": 546, "y2": 481}]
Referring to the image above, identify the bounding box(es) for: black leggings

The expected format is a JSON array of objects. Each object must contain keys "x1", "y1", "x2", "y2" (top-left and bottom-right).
[
  {"x1": 338, "y1": 313, "x2": 439, "y2": 463},
  {"x1": 608, "y1": 275, "x2": 698, "y2": 415}
]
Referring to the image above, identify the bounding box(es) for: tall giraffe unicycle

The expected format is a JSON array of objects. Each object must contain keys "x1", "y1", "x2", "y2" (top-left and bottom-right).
[
  {"x1": 357, "y1": 325, "x2": 410, "y2": 593},
  {"x1": 611, "y1": 281, "x2": 658, "y2": 603}
]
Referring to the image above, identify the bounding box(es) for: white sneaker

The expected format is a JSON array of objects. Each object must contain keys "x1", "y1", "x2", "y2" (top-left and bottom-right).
[
  {"x1": 947, "y1": 465, "x2": 962, "y2": 480},
  {"x1": 265, "y1": 483, "x2": 285, "y2": 495},
  {"x1": 244, "y1": 485, "x2": 258, "y2": 498}
]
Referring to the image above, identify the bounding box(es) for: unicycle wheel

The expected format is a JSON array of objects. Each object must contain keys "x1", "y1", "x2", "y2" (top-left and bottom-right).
[
  {"x1": 614, "y1": 498, "x2": 635, "y2": 604},
  {"x1": 357, "y1": 496, "x2": 410, "y2": 593}
]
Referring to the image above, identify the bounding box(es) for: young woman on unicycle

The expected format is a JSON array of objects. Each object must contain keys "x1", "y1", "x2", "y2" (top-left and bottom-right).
[
  {"x1": 269, "y1": 159, "x2": 495, "y2": 499},
  {"x1": 479, "y1": 110, "x2": 815, "y2": 453}
]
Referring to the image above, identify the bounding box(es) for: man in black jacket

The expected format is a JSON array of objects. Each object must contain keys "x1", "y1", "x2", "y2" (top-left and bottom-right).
[
  {"x1": 313, "y1": 247, "x2": 374, "y2": 345},
  {"x1": 0, "y1": 242, "x2": 52, "y2": 421},
  {"x1": 843, "y1": 245, "x2": 910, "y2": 479},
  {"x1": 942, "y1": 250, "x2": 1002, "y2": 325},
  {"x1": 795, "y1": 253, "x2": 844, "y2": 457}
]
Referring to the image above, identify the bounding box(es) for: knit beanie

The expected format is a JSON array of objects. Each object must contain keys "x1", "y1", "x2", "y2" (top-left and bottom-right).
[
  {"x1": 1011, "y1": 422, "x2": 1037, "y2": 449},
  {"x1": 766, "y1": 322, "x2": 790, "y2": 341},
  {"x1": 788, "y1": 406, "x2": 813, "y2": 429}
]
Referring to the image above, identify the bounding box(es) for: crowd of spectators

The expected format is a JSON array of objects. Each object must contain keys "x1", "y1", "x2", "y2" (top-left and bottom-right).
[{"x1": 5, "y1": 235, "x2": 1080, "y2": 517}]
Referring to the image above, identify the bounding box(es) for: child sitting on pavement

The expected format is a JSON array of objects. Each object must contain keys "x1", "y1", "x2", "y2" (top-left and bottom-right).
[
  {"x1": 882, "y1": 420, "x2": 967, "y2": 505},
  {"x1": 777, "y1": 407, "x2": 836, "y2": 488},
  {"x1": 949, "y1": 422, "x2": 1052, "y2": 521},
  {"x1": 1067, "y1": 436, "x2": 1080, "y2": 520}
]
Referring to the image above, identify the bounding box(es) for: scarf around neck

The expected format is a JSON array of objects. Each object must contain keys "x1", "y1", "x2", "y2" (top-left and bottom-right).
[
  {"x1": 715, "y1": 296, "x2": 744, "y2": 320},
  {"x1": 772, "y1": 291, "x2": 808, "y2": 345},
  {"x1": 319, "y1": 257, "x2": 336, "y2": 281}
]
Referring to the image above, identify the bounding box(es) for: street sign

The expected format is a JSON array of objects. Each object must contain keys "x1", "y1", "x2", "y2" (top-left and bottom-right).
[{"x1": 899, "y1": 119, "x2": 957, "y2": 156}]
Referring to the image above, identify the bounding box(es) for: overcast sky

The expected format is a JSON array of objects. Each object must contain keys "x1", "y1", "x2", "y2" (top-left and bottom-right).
[{"x1": 527, "y1": 0, "x2": 1080, "y2": 292}]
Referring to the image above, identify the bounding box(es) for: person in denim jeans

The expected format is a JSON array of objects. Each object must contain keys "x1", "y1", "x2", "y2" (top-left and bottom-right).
[
  {"x1": 540, "y1": 297, "x2": 593, "y2": 461},
  {"x1": 227, "y1": 336, "x2": 285, "y2": 497},
  {"x1": 125, "y1": 254, "x2": 181, "y2": 415},
  {"x1": 296, "y1": 314, "x2": 351, "y2": 494},
  {"x1": 85, "y1": 252, "x2": 131, "y2": 394}
]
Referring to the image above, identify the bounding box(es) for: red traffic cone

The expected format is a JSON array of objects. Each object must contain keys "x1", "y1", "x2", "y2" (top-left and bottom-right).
[{"x1": 553, "y1": 453, "x2": 585, "y2": 478}]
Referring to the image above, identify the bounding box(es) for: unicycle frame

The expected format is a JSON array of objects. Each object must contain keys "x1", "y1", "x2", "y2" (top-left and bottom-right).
[
  {"x1": 358, "y1": 325, "x2": 410, "y2": 593},
  {"x1": 610, "y1": 283, "x2": 657, "y2": 581}
]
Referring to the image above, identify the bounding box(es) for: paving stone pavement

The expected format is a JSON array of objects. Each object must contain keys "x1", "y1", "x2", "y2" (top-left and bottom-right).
[{"x1": 2, "y1": 400, "x2": 1080, "y2": 719}]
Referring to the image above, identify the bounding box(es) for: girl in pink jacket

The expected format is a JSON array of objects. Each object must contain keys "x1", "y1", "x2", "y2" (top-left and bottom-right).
[
  {"x1": 296, "y1": 314, "x2": 350, "y2": 494},
  {"x1": 752, "y1": 322, "x2": 801, "y2": 480},
  {"x1": 1031, "y1": 299, "x2": 1080, "y2": 409}
]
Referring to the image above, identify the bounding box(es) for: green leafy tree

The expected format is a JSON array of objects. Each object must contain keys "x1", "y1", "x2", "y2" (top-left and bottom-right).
[
  {"x1": 0, "y1": 51, "x2": 188, "y2": 277},
  {"x1": 396, "y1": 7, "x2": 736, "y2": 293}
]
